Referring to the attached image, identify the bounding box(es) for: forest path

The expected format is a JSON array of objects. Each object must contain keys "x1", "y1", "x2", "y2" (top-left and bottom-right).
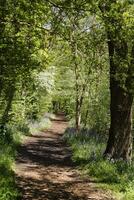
[{"x1": 15, "y1": 114, "x2": 114, "y2": 200}]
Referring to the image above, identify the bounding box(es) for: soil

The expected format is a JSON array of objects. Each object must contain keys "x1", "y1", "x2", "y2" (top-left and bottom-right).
[{"x1": 15, "y1": 114, "x2": 115, "y2": 200}]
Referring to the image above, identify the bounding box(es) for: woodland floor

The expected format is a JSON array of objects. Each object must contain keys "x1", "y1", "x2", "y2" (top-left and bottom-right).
[{"x1": 15, "y1": 114, "x2": 115, "y2": 200}]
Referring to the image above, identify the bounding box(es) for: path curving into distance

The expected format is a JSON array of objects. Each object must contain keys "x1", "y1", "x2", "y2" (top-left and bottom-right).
[{"x1": 15, "y1": 114, "x2": 114, "y2": 200}]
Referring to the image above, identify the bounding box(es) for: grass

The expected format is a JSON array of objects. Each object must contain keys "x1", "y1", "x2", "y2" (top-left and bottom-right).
[
  {"x1": 0, "y1": 152, "x2": 18, "y2": 200},
  {"x1": 0, "y1": 134, "x2": 19, "y2": 200},
  {"x1": 64, "y1": 128, "x2": 134, "y2": 200}
]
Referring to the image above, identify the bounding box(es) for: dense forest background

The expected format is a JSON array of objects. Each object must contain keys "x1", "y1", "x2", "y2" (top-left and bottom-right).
[{"x1": 0, "y1": 0, "x2": 134, "y2": 199}]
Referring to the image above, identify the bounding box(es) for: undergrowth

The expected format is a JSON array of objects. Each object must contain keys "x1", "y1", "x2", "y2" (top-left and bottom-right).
[
  {"x1": 0, "y1": 113, "x2": 53, "y2": 200},
  {"x1": 28, "y1": 113, "x2": 53, "y2": 135},
  {"x1": 64, "y1": 128, "x2": 134, "y2": 200},
  {"x1": 0, "y1": 126, "x2": 20, "y2": 200}
]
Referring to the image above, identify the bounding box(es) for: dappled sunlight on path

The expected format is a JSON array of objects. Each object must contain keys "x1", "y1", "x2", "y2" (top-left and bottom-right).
[{"x1": 15, "y1": 115, "x2": 114, "y2": 200}]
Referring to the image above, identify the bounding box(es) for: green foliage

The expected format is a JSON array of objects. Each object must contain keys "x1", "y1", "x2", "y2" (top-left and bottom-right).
[
  {"x1": 0, "y1": 2, "x2": 51, "y2": 198},
  {"x1": 0, "y1": 171, "x2": 18, "y2": 200},
  {"x1": 0, "y1": 142, "x2": 19, "y2": 200},
  {"x1": 64, "y1": 129, "x2": 134, "y2": 199},
  {"x1": 0, "y1": 0, "x2": 134, "y2": 198},
  {"x1": 48, "y1": 3, "x2": 110, "y2": 131}
]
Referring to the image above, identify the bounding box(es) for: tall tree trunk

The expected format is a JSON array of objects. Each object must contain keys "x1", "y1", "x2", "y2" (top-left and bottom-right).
[
  {"x1": 76, "y1": 98, "x2": 81, "y2": 131},
  {"x1": 105, "y1": 42, "x2": 134, "y2": 162},
  {"x1": 84, "y1": 109, "x2": 89, "y2": 128},
  {"x1": 76, "y1": 88, "x2": 87, "y2": 131},
  {"x1": 104, "y1": 80, "x2": 133, "y2": 161},
  {"x1": 99, "y1": 0, "x2": 134, "y2": 162},
  {"x1": 69, "y1": 16, "x2": 82, "y2": 132},
  {"x1": 0, "y1": 68, "x2": 3, "y2": 98},
  {"x1": 104, "y1": 32, "x2": 133, "y2": 162},
  {"x1": 0, "y1": 0, "x2": 7, "y2": 97}
]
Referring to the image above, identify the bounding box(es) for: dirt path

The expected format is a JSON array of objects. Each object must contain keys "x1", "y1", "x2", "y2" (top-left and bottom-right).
[{"x1": 15, "y1": 115, "x2": 114, "y2": 200}]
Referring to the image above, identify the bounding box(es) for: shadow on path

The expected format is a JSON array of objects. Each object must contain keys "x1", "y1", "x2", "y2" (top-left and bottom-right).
[{"x1": 15, "y1": 115, "x2": 114, "y2": 200}]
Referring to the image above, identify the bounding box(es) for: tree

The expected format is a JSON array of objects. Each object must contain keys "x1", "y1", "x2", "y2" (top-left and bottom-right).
[
  {"x1": 99, "y1": 0, "x2": 134, "y2": 162},
  {"x1": 0, "y1": 0, "x2": 50, "y2": 138},
  {"x1": 49, "y1": 1, "x2": 107, "y2": 131}
]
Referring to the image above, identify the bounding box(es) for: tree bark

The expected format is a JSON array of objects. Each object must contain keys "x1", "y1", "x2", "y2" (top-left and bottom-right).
[
  {"x1": 1, "y1": 84, "x2": 15, "y2": 125},
  {"x1": 99, "y1": 0, "x2": 134, "y2": 162},
  {"x1": 0, "y1": 0, "x2": 7, "y2": 97},
  {"x1": 76, "y1": 98, "x2": 81, "y2": 131},
  {"x1": 83, "y1": 109, "x2": 89, "y2": 128},
  {"x1": 104, "y1": 81, "x2": 133, "y2": 161},
  {"x1": 104, "y1": 31, "x2": 133, "y2": 162}
]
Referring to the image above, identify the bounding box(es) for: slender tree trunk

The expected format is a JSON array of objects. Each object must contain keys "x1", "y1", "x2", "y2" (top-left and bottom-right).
[
  {"x1": 84, "y1": 109, "x2": 89, "y2": 128},
  {"x1": 0, "y1": 68, "x2": 3, "y2": 98},
  {"x1": 76, "y1": 98, "x2": 81, "y2": 131},
  {"x1": 70, "y1": 16, "x2": 91, "y2": 132},
  {"x1": 69, "y1": 17, "x2": 82, "y2": 132},
  {"x1": 0, "y1": 0, "x2": 7, "y2": 97},
  {"x1": 1, "y1": 84, "x2": 15, "y2": 125}
]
